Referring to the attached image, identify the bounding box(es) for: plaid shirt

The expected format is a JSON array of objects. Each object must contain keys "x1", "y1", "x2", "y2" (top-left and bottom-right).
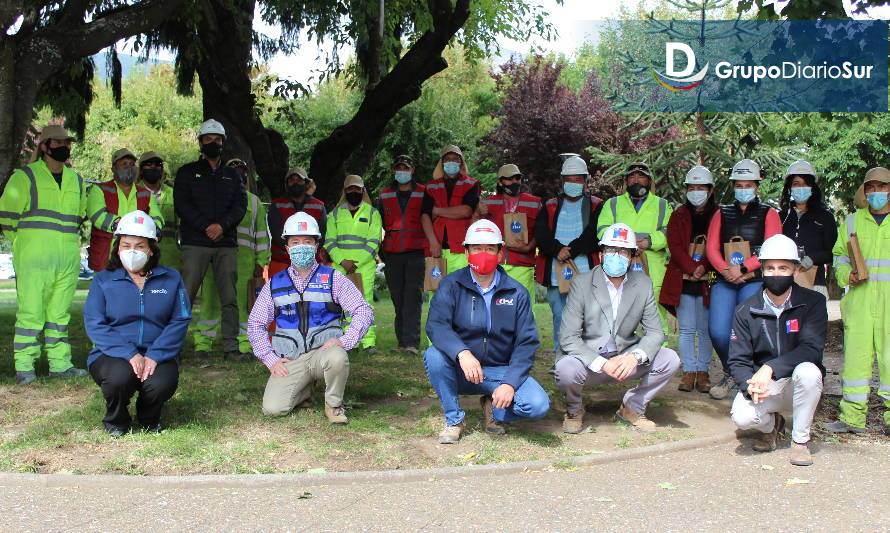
[{"x1": 247, "y1": 262, "x2": 374, "y2": 368}]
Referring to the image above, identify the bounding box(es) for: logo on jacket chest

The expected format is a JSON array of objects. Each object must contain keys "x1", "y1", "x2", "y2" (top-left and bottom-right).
[
  {"x1": 149, "y1": 288, "x2": 168, "y2": 294},
  {"x1": 786, "y1": 319, "x2": 800, "y2": 333},
  {"x1": 495, "y1": 297, "x2": 514, "y2": 306}
]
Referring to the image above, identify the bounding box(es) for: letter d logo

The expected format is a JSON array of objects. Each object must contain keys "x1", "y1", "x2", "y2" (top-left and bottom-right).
[{"x1": 652, "y1": 42, "x2": 709, "y2": 92}]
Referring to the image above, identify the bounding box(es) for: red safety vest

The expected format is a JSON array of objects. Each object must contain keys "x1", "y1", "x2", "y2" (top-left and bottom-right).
[
  {"x1": 270, "y1": 195, "x2": 327, "y2": 265},
  {"x1": 425, "y1": 175, "x2": 478, "y2": 254},
  {"x1": 534, "y1": 195, "x2": 604, "y2": 284},
  {"x1": 89, "y1": 180, "x2": 151, "y2": 271},
  {"x1": 380, "y1": 184, "x2": 428, "y2": 254},
  {"x1": 481, "y1": 192, "x2": 541, "y2": 267}
]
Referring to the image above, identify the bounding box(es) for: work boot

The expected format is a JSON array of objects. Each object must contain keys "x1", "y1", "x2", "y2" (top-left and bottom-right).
[
  {"x1": 15, "y1": 371, "x2": 37, "y2": 385},
  {"x1": 696, "y1": 371, "x2": 712, "y2": 393},
  {"x1": 824, "y1": 419, "x2": 866, "y2": 434},
  {"x1": 324, "y1": 403, "x2": 348, "y2": 424},
  {"x1": 678, "y1": 372, "x2": 696, "y2": 392},
  {"x1": 480, "y1": 396, "x2": 505, "y2": 435},
  {"x1": 789, "y1": 441, "x2": 813, "y2": 466},
  {"x1": 403, "y1": 346, "x2": 419, "y2": 355},
  {"x1": 104, "y1": 423, "x2": 128, "y2": 438},
  {"x1": 753, "y1": 414, "x2": 784, "y2": 452},
  {"x1": 709, "y1": 375, "x2": 737, "y2": 400},
  {"x1": 224, "y1": 350, "x2": 248, "y2": 362},
  {"x1": 616, "y1": 404, "x2": 656, "y2": 432},
  {"x1": 562, "y1": 408, "x2": 586, "y2": 434},
  {"x1": 48, "y1": 367, "x2": 88, "y2": 379},
  {"x1": 142, "y1": 423, "x2": 163, "y2": 435},
  {"x1": 438, "y1": 423, "x2": 465, "y2": 444},
  {"x1": 363, "y1": 347, "x2": 378, "y2": 356}
]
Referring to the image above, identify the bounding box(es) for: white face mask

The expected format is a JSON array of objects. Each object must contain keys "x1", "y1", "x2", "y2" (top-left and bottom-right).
[
  {"x1": 686, "y1": 190, "x2": 709, "y2": 207},
  {"x1": 120, "y1": 249, "x2": 149, "y2": 272}
]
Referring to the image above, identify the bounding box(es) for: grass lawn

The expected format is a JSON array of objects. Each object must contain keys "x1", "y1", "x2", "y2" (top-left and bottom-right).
[{"x1": 0, "y1": 288, "x2": 722, "y2": 475}]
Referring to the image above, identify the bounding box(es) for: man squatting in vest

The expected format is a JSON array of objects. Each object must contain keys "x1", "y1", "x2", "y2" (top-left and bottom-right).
[{"x1": 247, "y1": 212, "x2": 373, "y2": 424}]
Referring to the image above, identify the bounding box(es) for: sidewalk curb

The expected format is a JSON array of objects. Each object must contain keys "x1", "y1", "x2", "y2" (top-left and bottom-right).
[{"x1": 0, "y1": 430, "x2": 741, "y2": 489}]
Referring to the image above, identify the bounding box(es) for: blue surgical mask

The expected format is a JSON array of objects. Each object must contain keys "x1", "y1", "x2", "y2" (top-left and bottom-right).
[
  {"x1": 394, "y1": 170, "x2": 413, "y2": 184},
  {"x1": 602, "y1": 252, "x2": 630, "y2": 277},
  {"x1": 867, "y1": 191, "x2": 889, "y2": 211},
  {"x1": 790, "y1": 186, "x2": 812, "y2": 204},
  {"x1": 563, "y1": 182, "x2": 584, "y2": 198},
  {"x1": 288, "y1": 244, "x2": 316, "y2": 269},
  {"x1": 734, "y1": 188, "x2": 756, "y2": 204},
  {"x1": 686, "y1": 190, "x2": 708, "y2": 207},
  {"x1": 443, "y1": 161, "x2": 460, "y2": 177}
]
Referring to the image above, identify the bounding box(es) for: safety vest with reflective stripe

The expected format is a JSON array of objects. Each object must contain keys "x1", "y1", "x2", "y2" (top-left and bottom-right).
[
  {"x1": 379, "y1": 184, "x2": 427, "y2": 254},
  {"x1": 147, "y1": 183, "x2": 179, "y2": 263},
  {"x1": 833, "y1": 208, "x2": 890, "y2": 286},
  {"x1": 425, "y1": 175, "x2": 479, "y2": 254},
  {"x1": 323, "y1": 201, "x2": 382, "y2": 266},
  {"x1": 271, "y1": 265, "x2": 343, "y2": 358},
  {"x1": 0, "y1": 160, "x2": 85, "y2": 242},
  {"x1": 87, "y1": 180, "x2": 153, "y2": 272},
  {"x1": 482, "y1": 192, "x2": 541, "y2": 267},
  {"x1": 271, "y1": 196, "x2": 326, "y2": 264},
  {"x1": 236, "y1": 191, "x2": 271, "y2": 265},
  {"x1": 596, "y1": 192, "x2": 672, "y2": 281}
]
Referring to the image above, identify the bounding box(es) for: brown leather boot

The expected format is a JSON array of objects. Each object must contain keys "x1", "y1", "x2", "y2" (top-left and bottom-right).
[
  {"x1": 696, "y1": 371, "x2": 712, "y2": 393},
  {"x1": 678, "y1": 372, "x2": 696, "y2": 392}
]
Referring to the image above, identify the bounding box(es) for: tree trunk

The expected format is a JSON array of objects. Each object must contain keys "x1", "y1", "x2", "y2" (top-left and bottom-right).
[{"x1": 309, "y1": 0, "x2": 470, "y2": 206}]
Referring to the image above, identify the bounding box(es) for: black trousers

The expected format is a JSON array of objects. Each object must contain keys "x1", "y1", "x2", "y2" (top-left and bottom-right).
[
  {"x1": 381, "y1": 250, "x2": 425, "y2": 348},
  {"x1": 89, "y1": 355, "x2": 179, "y2": 429}
]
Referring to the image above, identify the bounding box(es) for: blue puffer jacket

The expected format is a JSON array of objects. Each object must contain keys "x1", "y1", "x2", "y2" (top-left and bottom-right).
[
  {"x1": 84, "y1": 265, "x2": 191, "y2": 366},
  {"x1": 426, "y1": 266, "x2": 540, "y2": 389}
]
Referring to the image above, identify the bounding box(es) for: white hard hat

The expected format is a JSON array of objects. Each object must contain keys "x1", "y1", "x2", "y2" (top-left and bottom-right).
[
  {"x1": 730, "y1": 159, "x2": 761, "y2": 181},
  {"x1": 561, "y1": 155, "x2": 588, "y2": 176},
  {"x1": 463, "y1": 219, "x2": 504, "y2": 246},
  {"x1": 599, "y1": 223, "x2": 637, "y2": 249},
  {"x1": 784, "y1": 159, "x2": 816, "y2": 179},
  {"x1": 198, "y1": 119, "x2": 226, "y2": 139},
  {"x1": 114, "y1": 210, "x2": 157, "y2": 240},
  {"x1": 685, "y1": 165, "x2": 714, "y2": 185},
  {"x1": 758, "y1": 234, "x2": 800, "y2": 262},
  {"x1": 282, "y1": 212, "x2": 321, "y2": 239}
]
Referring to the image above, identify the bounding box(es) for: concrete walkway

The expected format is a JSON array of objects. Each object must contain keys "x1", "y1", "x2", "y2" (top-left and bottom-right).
[{"x1": 2, "y1": 438, "x2": 887, "y2": 532}]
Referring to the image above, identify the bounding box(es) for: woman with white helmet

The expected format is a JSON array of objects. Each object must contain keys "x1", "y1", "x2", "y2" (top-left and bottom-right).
[{"x1": 83, "y1": 210, "x2": 192, "y2": 437}]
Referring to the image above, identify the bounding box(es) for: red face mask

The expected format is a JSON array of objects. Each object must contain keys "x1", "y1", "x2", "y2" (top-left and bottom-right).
[{"x1": 468, "y1": 251, "x2": 499, "y2": 275}]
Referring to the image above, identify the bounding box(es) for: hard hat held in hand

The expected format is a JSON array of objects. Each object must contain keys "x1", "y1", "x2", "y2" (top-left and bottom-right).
[
  {"x1": 684, "y1": 165, "x2": 714, "y2": 185},
  {"x1": 198, "y1": 119, "x2": 226, "y2": 139},
  {"x1": 599, "y1": 223, "x2": 637, "y2": 249},
  {"x1": 115, "y1": 210, "x2": 158, "y2": 240},
  {"x1": 282, "y1": 212, "x2": 321, "y2": 239},
  {"x1": 758, "y1": 234, "x2": 800, "y2": 262},
  {"x1": 561, "y1": 156, "x2": 589, "y2": 176},
  {"x1": 463, "y1": 219, "x2": 504, "y2": 246}
]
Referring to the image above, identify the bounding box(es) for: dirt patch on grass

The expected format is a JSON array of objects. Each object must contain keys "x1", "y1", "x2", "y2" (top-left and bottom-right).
[{"x1": 0, "y1": 382, "x2": 92, "y2": 427}]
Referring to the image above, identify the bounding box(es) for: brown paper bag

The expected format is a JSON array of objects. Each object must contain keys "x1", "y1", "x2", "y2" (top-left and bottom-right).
[
  {"x1": 629, "y1": 251, "x2": 649, "y2": 276},
  {"x1": 347, "y1": 271, "x2": 364, "y2": 294},
  {"x1": 424, "y1": 256, "x2": 447, "y2": 291},
  {"x1": 723, "y1": 236, "x2": 751, "y2": 268},
  {"x1": 683, "y1": 235, "x2": 707, "y2": 280},
  {"x1": 503, "y1": 212, "x2": 528, "y2": 248},
  {"x1": 556, "y1": 259, "x2": 578, "y2": 294},
  {"x1": 794, "y1": 267, "x2": 818, "y2": 288},
  {"x1": 848, "y1": 233, "x2": 869, "y2": 281}
]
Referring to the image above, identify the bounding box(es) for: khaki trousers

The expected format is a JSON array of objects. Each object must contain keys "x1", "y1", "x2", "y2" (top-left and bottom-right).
[{"x1": 261, "y1": 346, "x2": 350, "y2": 416}]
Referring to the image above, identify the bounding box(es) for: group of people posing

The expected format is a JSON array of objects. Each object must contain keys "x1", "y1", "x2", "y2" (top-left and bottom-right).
[{"x1": 1, "y1": 121, "x2": 889, "y2": 468}]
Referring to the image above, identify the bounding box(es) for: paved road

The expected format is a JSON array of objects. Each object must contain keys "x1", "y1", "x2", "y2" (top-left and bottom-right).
[{"x1": 2, "y1": 437, "x2": 888, "y2": 532}]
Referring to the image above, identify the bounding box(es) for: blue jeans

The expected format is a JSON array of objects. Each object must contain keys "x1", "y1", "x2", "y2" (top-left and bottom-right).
[
  {"x1": 423, "y1": 346, "x2": 550, "y2": 426},
  {"x1": 547, "y1": 287, "x2": 567, "y2": 352},
  {"x1": 677, "y1": 294, "x2": 712, "y2": 372},
  {"x1": 708, "y1": 279, "x2": 763, "y2": 372}
]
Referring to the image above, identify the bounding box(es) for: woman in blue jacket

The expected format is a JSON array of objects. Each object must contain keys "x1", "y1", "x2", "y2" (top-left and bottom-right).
[{"x1": 84, "y1": 210, "x2": 191, "y2": 437}]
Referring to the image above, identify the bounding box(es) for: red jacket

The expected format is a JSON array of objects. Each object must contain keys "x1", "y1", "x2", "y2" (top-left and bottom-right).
[{"x1": 660, "y1": 204, "x2": 713, "y2": 314}]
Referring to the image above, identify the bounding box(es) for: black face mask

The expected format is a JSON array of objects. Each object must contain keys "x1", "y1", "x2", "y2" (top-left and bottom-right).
[
  {"x1": 141, "y1": 168, "x2": 163, "y2": 184},
  {"x1": 346, "y1": 191, "x2": 364, "y2": 206},
  {"x1": 200, "y1": 142, "x2": 223, "y2": 159},
  {"x1": 499, "y1": 183, "x2": 521, "y2": 196},
  {"x1": 627, "y1": 183, "x2": 648, "y2": 198},
  {"x1": 46, "y1": 146, "x2": 71, "y2": 163},
  {"x1": 287, "y1": 183, "x2": 306, "y2": 197},
  {"x1": 763, "y1": 275, "x2": 794, "y2": 296}
]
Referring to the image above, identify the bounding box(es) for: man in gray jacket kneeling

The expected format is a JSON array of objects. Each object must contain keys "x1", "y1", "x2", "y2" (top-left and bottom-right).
[{"x1": 555, "y1": 223, "x2": 680, "y2": 433}]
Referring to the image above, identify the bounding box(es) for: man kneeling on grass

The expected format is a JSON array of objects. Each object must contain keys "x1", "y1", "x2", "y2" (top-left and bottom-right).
[
  {"x1": 247, "y1": 212, "x2": 373, "y2": 424},
  {"x1": 424, "y1": 219, "x2": 550, "y2": 444},
  {"x1": 728, "y1": 234, "x2": 827, "y2": 466}
]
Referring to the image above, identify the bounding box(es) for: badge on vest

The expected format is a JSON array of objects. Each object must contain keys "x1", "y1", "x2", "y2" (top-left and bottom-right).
[
  {"x1": 786, "y1": 319, "x2": 800, "y2": 333},
  {"x1": 319, "y1": 273, "x2": 330, "y2": 284}
]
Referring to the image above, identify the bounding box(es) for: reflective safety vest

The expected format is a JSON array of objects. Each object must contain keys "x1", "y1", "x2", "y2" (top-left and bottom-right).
[
  {"x1": 535, "y1": 195, "x2": 603, "y2": 284},
  {"x1": 380, "y1": 184, "x2": 427, "y2": 254},
  {"x1": 834, "y1": 208, "x2": 890, "y2": 286},
  {"x1": 482, "y1": 192, "x2": 541, "y2": 267},
  {"x1": 88, "y1": 180, "x2": 152, "y2": 271},
  {"x1": 323, "y1": 201, "x2": 382, "y2": 266},
  {"x1": 270, "y1": 265, "x2": 343, "y2": 359},
  {"x1": 237, "y1": 191, "x2": 271, "y2": 265},
  {"x1": 425, "y1": 175, "x2": 478, "y2": 254},
  {"x1": 271, "y1": 196, "x2": 326, "y2": 264},
  {"x1": 149, "y1": 183, "x2": 180, "y2": 266}
]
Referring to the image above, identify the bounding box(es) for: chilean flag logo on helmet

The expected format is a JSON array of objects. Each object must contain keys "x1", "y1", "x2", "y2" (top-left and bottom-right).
[
  {"x1": 612, "y1": 227, "x2": 629, "y2": 241},
  {"x1": 135, "y1": 216, "x2": 145, "y2": 224},
  {"x1": 297, "y1": 221, "x2": 308, "y2": 232}
]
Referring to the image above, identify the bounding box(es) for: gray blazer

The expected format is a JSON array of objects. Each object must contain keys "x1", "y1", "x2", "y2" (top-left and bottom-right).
[{"x1": 558, "y1": 266, "x2": 665, "y2": 367}]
